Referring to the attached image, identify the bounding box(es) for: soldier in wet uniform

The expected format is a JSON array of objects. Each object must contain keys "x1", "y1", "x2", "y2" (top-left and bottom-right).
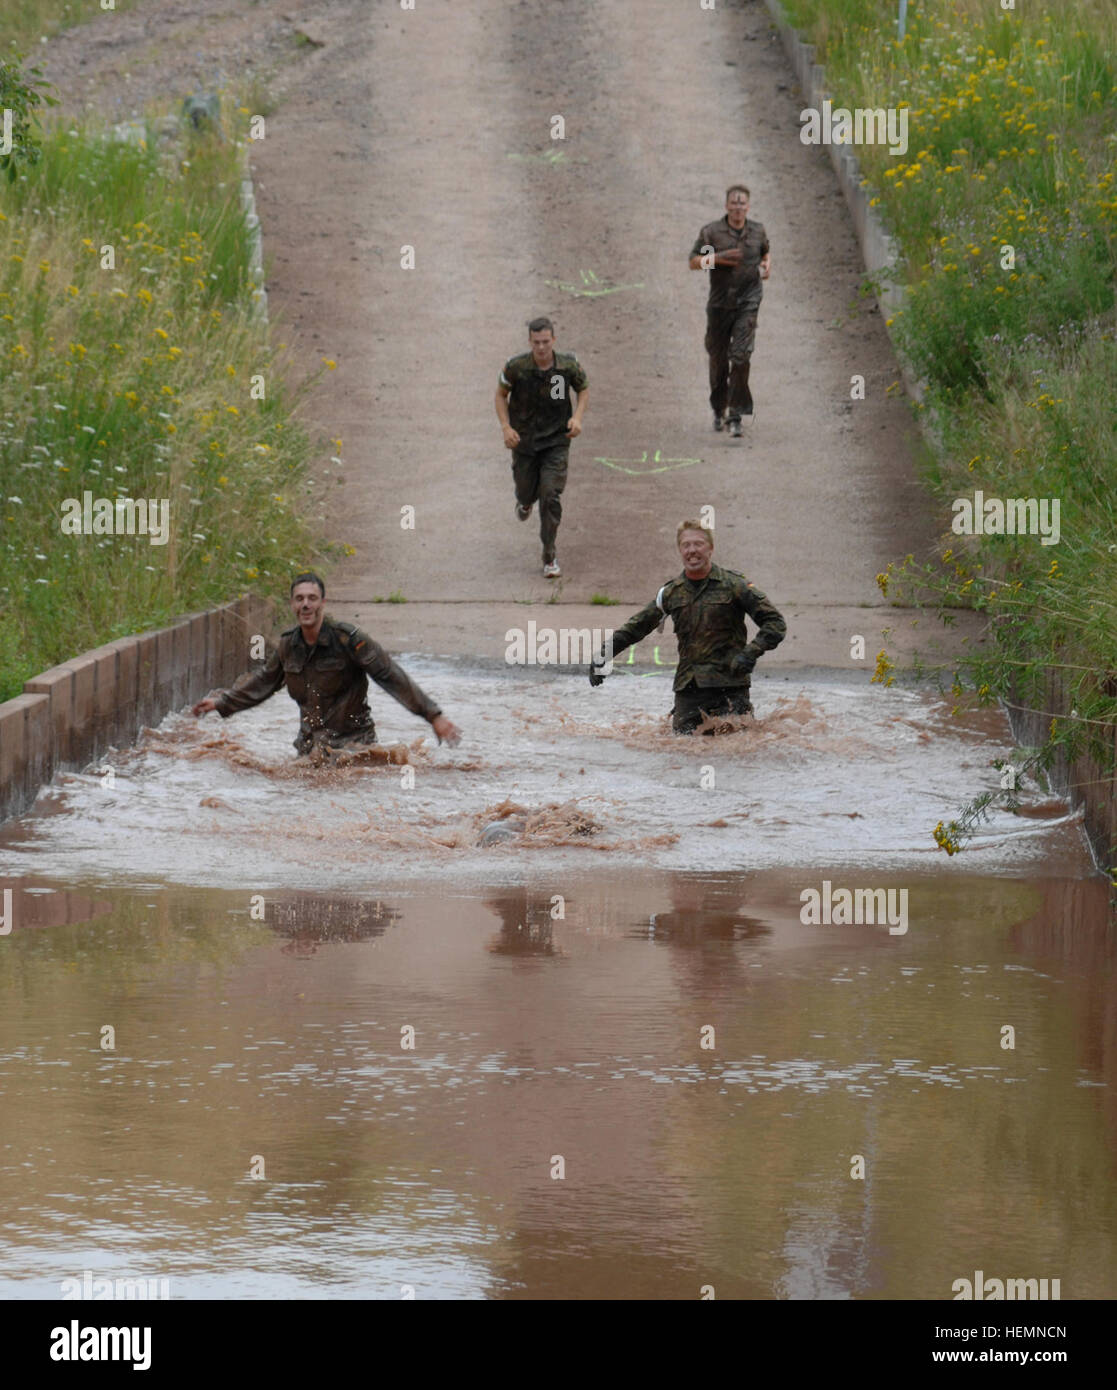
[
  {"x1": 192, "y1": 572, "x2": 461, "y2": 755},
  {"x1": 495, "y1": 316, "x2": 589, "y2": 578},
  {"x1": 589, "y1": 520, "x2": 786, "y2": 733},
  {"x1": 688, "y1": 185, "x2": 771, "y2": 437}
]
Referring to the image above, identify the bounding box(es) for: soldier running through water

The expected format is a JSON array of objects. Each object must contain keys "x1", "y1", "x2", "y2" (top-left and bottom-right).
[
  {"x1": 589, "y1": 520, "x2": 786, "y2": 733},
  {"x1": 192, "y1": 573, "x2": 461, "y2": 756}
]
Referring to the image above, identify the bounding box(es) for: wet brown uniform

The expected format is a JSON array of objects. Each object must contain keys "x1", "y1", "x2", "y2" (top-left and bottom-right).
[
  {"x1": 212, "y1": 616, "x2": 443, "y2": 755},
  {"x1": 690, "y1": 214, "x2": 769, "y2": 420},
  {"x1": 606, "y1": 563, "x2": 786, "y2": 733}
]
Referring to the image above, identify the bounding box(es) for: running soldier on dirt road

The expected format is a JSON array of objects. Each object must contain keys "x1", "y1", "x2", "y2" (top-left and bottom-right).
[
  {"x1": 495, "y1": 317, "x2": 589, "y2": 578},
  {"x1": 192, "y1": 573, "x2": 461, "y2": 756},
  {"x1": 689, "y1": 185, "x2": 771, "y2": 437},
  {"x1": 589, "y1": 520, "x2": 786, "y2": 733}
]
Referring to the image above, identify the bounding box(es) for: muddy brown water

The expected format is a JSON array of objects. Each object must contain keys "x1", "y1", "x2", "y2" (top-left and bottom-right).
[{"x1": 1, "y1": 664, "x2": 1112, "y2": 1299}]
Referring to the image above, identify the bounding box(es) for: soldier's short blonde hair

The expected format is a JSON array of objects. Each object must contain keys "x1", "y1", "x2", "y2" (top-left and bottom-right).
[{"x1": 676, "y1": 519, "x2": 714, "y2": 547}]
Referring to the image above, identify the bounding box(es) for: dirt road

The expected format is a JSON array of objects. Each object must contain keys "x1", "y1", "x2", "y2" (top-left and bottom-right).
[{"x1": 42, "y1": 0, "x2": 973, "y2": 669}]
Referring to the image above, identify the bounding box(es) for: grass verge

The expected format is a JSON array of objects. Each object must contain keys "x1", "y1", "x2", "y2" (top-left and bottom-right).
[{"x1": 0, "y1": 75, "x2": 325, "y2": 699}]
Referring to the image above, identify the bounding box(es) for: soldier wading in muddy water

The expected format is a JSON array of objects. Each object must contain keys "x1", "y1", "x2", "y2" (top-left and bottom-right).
[
  {"x1": 495, "y1": 316, "x2": 589, "y2": 578},
  {"x1": 689, "y1": 185, "x2": 771, "y2": 438},
  {"x1": 589, "y1": 521, "x2": 786, "y2": 734},
  {"x1": 192, "y1": 573, "x2": 462, "y2": 756}
]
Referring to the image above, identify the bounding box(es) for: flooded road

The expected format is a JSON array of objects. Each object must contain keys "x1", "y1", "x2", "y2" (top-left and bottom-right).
[
  {"x1": 0, "y1": 659, "x2": 1091, "y2": 889},
  {"x1": 1, "y1": 663, "x2": 1111, "y2": 1299}
]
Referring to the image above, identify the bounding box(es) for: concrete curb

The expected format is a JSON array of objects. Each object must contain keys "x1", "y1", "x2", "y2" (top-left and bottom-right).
[
  {"x1": 1007, "y1": 682, "x2": 1117, "y2": 873},
  {"x1": 763, "y1": 0, "x2": 900, "y2": 291},
  {"x1": 241, "y1": 164, "x2": 268, "y2": 323},
  {"x1": 0, "y1": 595, "x2": 272, "y2": 823},
  {"x1": 762, "y1": 0, "x2": 919, "y2": 400}
]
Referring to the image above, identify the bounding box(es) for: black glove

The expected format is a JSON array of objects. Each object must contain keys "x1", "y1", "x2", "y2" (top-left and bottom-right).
[
  {"x1": 732, "y1": 649, "x2": 758, "y2": 680},
  {"x1": 588, "y1": 660, "x2": 607, "y2": 687}
]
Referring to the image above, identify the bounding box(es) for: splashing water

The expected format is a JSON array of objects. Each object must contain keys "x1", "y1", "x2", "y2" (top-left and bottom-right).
[{"x1": 0, "y1": 658, "x2": 1089, "y2": 890}]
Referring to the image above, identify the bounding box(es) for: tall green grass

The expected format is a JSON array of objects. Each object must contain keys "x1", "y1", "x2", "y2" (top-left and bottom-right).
[{"x1": 0, "y1": 105, "x2": 324, "y2": 699}]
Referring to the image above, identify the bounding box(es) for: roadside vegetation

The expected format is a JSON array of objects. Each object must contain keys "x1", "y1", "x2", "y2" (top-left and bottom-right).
[
  {"x1": 0, "y1": 56, "x2": 325, "y2": 701},
  {"x1": 780, "y1": 0, "x2": 1116, "y2": 863},
  {"x1": 0, "y1": 0, "x2": 146, "y2": 54}
]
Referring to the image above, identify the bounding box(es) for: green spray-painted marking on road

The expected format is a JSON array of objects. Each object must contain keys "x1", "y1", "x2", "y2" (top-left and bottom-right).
[
  {"x1": 616, "y1": 647, "x2": 677, "y2": 672},
  {"x1": 545, "y1": 268, "x2": 644, "y2": 298},
  {"x1": 506, "y1": 150, "x2": 577, "y2": 165},
  {"x1": 594, "y1": 449, "x2": 702, "y2": 476}
]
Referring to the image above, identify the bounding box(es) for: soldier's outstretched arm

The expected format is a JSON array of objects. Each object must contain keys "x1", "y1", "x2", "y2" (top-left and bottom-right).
[
  {"x1": 589, "y1": 596, "x2": 663, "y2": 685},
  {"x1": 193, "y1": 645, "x2": 285, "y2": 717},
  {"x1": 352, "y1": 631, "x2": 461, "y2": 745}
]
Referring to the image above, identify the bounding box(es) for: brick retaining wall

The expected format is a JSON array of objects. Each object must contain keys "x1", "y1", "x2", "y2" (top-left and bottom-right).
[{"x1": 0, "y1": 595, "x2": 271, "y2": 822}]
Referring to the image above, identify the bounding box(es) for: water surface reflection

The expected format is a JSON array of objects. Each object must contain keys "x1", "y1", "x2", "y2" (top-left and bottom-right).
[{"x1": 0, "y1": 869, "x2": 1112, "y2": 1299}]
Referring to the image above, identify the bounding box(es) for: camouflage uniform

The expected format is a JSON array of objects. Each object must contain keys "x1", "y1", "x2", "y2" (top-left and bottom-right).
[
  {"x1": 212, "y1": 616, "x2": 443, "y2": 755},
  {"x1": 500, "y1": 350, "x2": 588, "y2": 564},
  {"x1": 690, "y1": 215, "x2": 770, "y2": 420},
  {"x1": 607, "y1": 563, "x2": 786, "y2": 733}
]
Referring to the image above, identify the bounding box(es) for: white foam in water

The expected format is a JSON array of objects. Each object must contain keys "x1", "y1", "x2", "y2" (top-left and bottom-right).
[{"x1": 0, "y1": 658, "x2": 1085, "y2": 889}]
